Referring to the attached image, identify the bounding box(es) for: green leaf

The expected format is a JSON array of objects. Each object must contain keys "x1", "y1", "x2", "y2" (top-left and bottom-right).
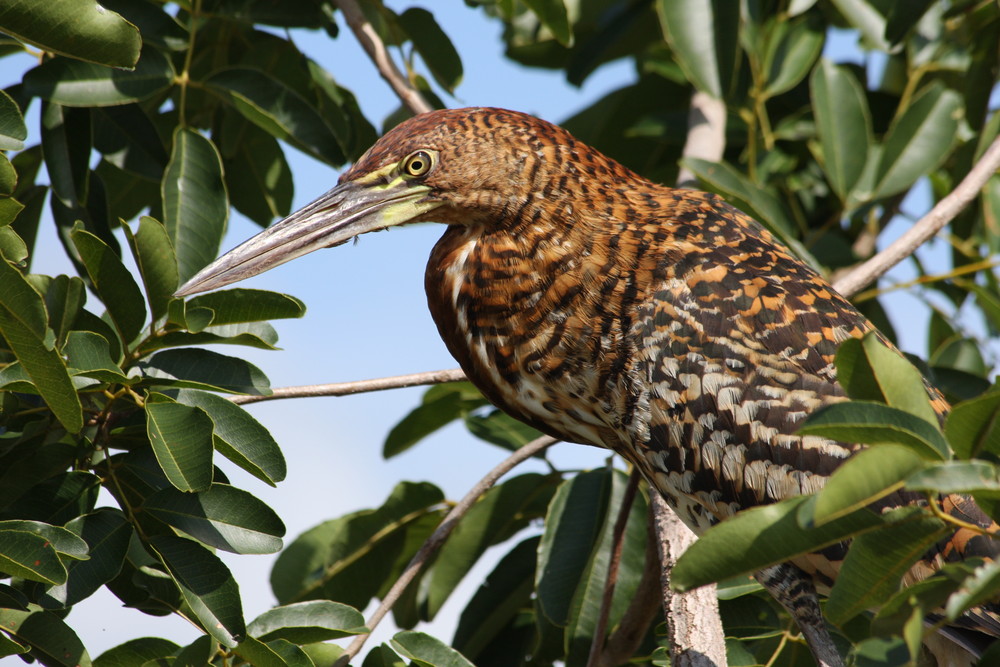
[
  {"x1": 825, "y1": 509, "x2": 947, "y2": 625},
  {"x1": 0, "y1": 520, "x2": 88, "y2": 561},
  {"x1": 23, "y1": 47, "x2": 173, "y2": 106},
  {"x1": 93, "y1": 637, "x2": 180, "y2": 667},
  {"x1": 233, "y1": 636, "x2": 314, "y2": 667},
  {"x1": 800, "y1": 445, "x2": 926, "y2": 527},
  {"x1": 464, "y1": 409, "x2": 543, "y2": 450},
  {"x1": 399, "y1": 8, "x2": 463, "y2": 93},
  {"x1": 810, "y1": 60, "x2": 872, "y2": 201},
  {"x1": 905, "y1": 460, "x2": 1000, "y2": 494},
  {"x1": 671, "y1": 496, "x2": 884, "y2": 591},
  {"x1": 43, "y1": 508, "x2": 132, "y2": 608},
  {"x1": 657, "y1": 0, "x2": 739, "y2": 98},
  {"x1": 42, "y1": 274, "x2": 86, "y2": 349},
  {"x1": 828, "y1": 0, "x2": 890, "y2": 51},
  {"x1": 145, "y1": 393, "x2": 215, "y2": 492},
  {"x1": 945, "y1": 388, "x2": 1000, "y2": 459},
  {"x1": 385, "y1": 383, "x2": 488, "y2": 458},
  {"x1": 139, "y1": 348, "x2": 272, "y2": 395},
  {"x1": 798, "y1": 401, "x2": 950, "y2": 460},
  {"x1": 175, "y1": 389, "x2": 287, "y2": 486},
  {"x1": 248, "y1": 600, "x2": 367, "y2": 643},
  {"x1": 873, "y1": 82, "x2": 962, "y2": 199},
  {"x1": 363, "y1": 644, "x2": 406, "y2": 667},
  {"x1": 0, "y1": 608, "x2": 90, "y2": 667},
  {"x1": 187, "y1": 288, "x2": 306, "y2": 324},
  {"x1": 143, "y1": 483, "x2": 285, "y2": 554},
  {"x1": 1, "y1": 471, "x2": 100, "y2": 525},
  {"x1": 150, "y1": 535, "x2": 246, "y2": 647},
  {"x1": 391, "y1": 631, "x2": 476, "y2": 667},
  {"x1": 141, "y1": 323, "x2": 281, "y2": 353},
  {"x1": 93, "y1": 104, "x2": 169, "y2": 181},
  {"x1": 0, "y1": 262, "x2": 83, "y2": 432},
  {"x1": 162, "y1": 127, "x2": 229, "y2": 284},
  {"x1": 425, "y1": 474, "x2": 557, "y2": 618},
  {"x1": 71, "y1": 224, "x2": 147, "y2": 345},
  {"x1": 763, "y1": 16, "x2": 824, "y2": 97},
  {"x1": 521, "y1": 0, "x2": 572, "y2": 47},
  {"x1": 0, "y1": 0, "x2": 140, "y2": 68},
  {"x1": 222, "y1": 121, "x2": 294, "y2": 226},
  {"x1": 0, "y1": 528, "x2": 68, "y2": 584},
  {"x1": 124, "y1": 216, "x2": 179, "y2": 324},
  {"x1": 944, "y1": 558, "x2": 1000, "y2": 622},
  {"x1": 0, "y1": 154, "x2": 15, "y2": 196},
  {"x1": 40, "y1": 101, "x2": 90, "y2": 209},
  {"x1": 205, "y1": 67, "x2": 346, "y2": 165},
  {"x1": 0, "y1": 89, "x2": 26, "y2": 151}
]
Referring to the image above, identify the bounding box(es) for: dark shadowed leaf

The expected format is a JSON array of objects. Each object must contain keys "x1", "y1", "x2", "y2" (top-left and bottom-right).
[
  {"x1": 464, "y1": 409, "x2": 543, "y2": 450},
  {"x1": 92, "y1": 104, "x2": 169, "y2": 181},
  {"x1": 162, "y1": 127, "x2": 229, "y2": 284},
  {"x1": 175, "y1": 389, "x2": 286, "y2": 486},
  {"x1": 672, "y1": 496, "x2": 883, "y2": 591},
  {"x1": 23, "y1": 47, "x2": 173, "y2": 106},
  {"x1": 93, "y1": 637, "x2": 180, "y2": 667},
  {"x1": 143, "y1": 483, "x2": 285, "y2": 554},
  {"x1": 0, "y1": 0, "x2": 140, "y2": 67},
  {"x1": 945, "y1": 388, "x2": 1000, "y2": 459},
  {"x1": 222, "y1": 121, "x2": 294, "y2": 226},
  {"x1": 385, "y1": 383, "x2": 489, "y2": 458},
  {"x1": 763, "y1": 16, "x2": 824, "y2": 97},
  {"x1": 139, "y1": 348, "x2": 272, "y2": 395},
  {"x1": 399, "y1": 8, "x2": 463, "y2": 93},
  {"x1": 391, "y1": 631, "x2": 476, "y2": 667},
  {"x1": 0, "y1": 608, "x2": 90, "y2": 667},
  {"x1": 124, "y1": 216, "x2": 178, "y2": 323},
  {"x1": 810, "y1": 60, "x2": 871, "y2": 201},
  {"x1": 798, "y1": 401, "x2": 950, "y2": 460},
  {"x1": 150, "y1": 535, "x2": 245, "y2": 647},
  {"x1": 248, "y1": 600, "x2": 367, "y2": 643},
  {"x1": 64, "y1": 331, "x2": 128, "y2": 383},
  {"x1": 71, "y1": 224, "x2": 147, "y2": 344},
  {"x1": 145, "y1": 393, "x2": 215, "y2": 492},
  {"x1": 43, "y1": 509, "x2": 131, "y2": 608}
]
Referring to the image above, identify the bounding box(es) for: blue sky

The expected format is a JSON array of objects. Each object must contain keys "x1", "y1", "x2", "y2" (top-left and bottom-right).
[{"x1": 0, "y1": 4, "x2": 958, "y2": 658}]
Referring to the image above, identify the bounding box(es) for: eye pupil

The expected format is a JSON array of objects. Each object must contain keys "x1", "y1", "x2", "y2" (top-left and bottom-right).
[{"x1": 405, "y1": 151, "x2": 432, "y2": 176}]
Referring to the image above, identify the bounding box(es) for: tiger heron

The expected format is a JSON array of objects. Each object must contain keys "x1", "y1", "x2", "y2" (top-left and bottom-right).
[{"x1": 177, "y1": 107, "x2": 999, "y2": 665}]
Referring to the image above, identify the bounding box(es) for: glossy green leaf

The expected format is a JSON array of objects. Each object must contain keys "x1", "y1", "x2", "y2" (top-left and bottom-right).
[
  {"x1": 187, "y1": 288, "x2": 306, "y2": 324},
  {"x1": 0, "y1": 89, "x2": 26, "y2": 151},
  {"x1": 93, "y1": 637, "x2": 180, "y2": 667},
  {"x1": 150, "y1": 535, "x2": 246, "y2": 647},
  {"x1": 657, "y1": 0, "x2": 739, "y2": 98},
  {"x1": 399, "y1": 8, "x2": 463, "y2": 93},
  {"x1": 671, "y1": 496, "x2": 883, "y2": 591},
  {"x1": 873, "y1": 82, "x2": 962, "y2": 199},
  {"x1": 248, "y1": 600, "x2": 367, "y2": 643},
  {"x1": 206, "y1": 67, "x2": 346, "y2": 165},
  {"x1": 23, "y1": 47, "x2": 173, "y2": 106},
  {"x1": 385, "y1": 382, "x2": 489, "y2": 458},
  {"x1": 162, "y1": 127, "x2": 229, "y2": 284},
  {"x1": 0, "y1": 205, "x2": 26, "y2": 236},
  {"x1": 143, "y1": 483, "x2": 285, "y2": 554},
  {"x1": 452, "y1": 537, "x2": 539, "y2": 659},
  {"x1": 0, "y1": 528, "x2": 67, "y2": 584},
  {"x1": 71, "y1": 225, "x2": 147, "y2": 345},
  {"x1": 800, "y1": 445, "x2": 926, "y2": 527},
  {"x1": 270, "y1": 481, "x2": 443, "y2": 606},
  {"x1": 763, "y1": 17, "x2": 824, "y2": 97},
  {"x1": 0, "y1": 608, "x2": 90, "y2": 667},
  {"x1": 124, "y1": 216, "x2": 179, "y2": 323},
  {"x1": 536, "y1": 469, "x2": 610, "y2": 626},
  {"x1": 145, "y1": 393, "x2": 215, "y2": 492},
  {"x1": 391, "y1": 631, "x2": 476, "y2": 667},
  {"x1": 829, "y1": 0, "x2": 889, "y2": 51},
  {"x1": 0, "y1": 0, "x2": 140, "y2": 67},
  {"x1": 810, "y1": 60, "x2": 872, "y2": 201},
  {"x1": 945, "y1": 388, "x2": 1000, "y2": 459},
  {"x1": 0, "y1": 261, "x2": 82, "y2": 432},
  {"x1": 798, "y1": 401, "x2": 950, "y2": 460},
  {"x1": 175, "y1": 389, "x2": 286, "y2": 486},
  {"x1": 0, "y1": 154, "x2": 15, "y2": 196},
  {"x1": 141, "y1": 322, "x2": 281, "y2": 353},
  {"x1": 43, "y1": 509, "x2": 131, "y2": 608},
  {"x1": 139, "y1": 348, "x2": 272, "y2": 395},
  {"x1": 905, "y1": 460, "x2": 1000, "y2": 494},
  {"x1": 521, "y1": 0, "x2": 572, "y2": 46},
  {"x1": 426, "y1": 474, "x2": 557, "y2": 618},
  {"x1": 0, "y1": 520, "x2": 87, "y2": 560},
  {"x1": 826, "y1": 508, "x2": 947, "y2": 625}
]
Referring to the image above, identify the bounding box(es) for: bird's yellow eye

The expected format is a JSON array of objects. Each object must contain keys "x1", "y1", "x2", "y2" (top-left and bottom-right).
[{"x1": 402, "y1": 150, "x2": 434, "y2": 178}]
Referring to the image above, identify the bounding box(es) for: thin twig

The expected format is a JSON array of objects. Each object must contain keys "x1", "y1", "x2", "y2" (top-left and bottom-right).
[
  {"x1": 833, "y1": 135, "x2": 1000, "y2": 299},
  {"x1": 334, "y1": 435, "x2": 558, "y2": 667},
  {"x1": 586, "y1": 470, "x2": 641, "y2": 667},
  {"x1": 333, "y1": 0, "x2": 433, "y2": 115},
  {"x1": 231, "y1": 368, "x2": 466, "y2": 405}
]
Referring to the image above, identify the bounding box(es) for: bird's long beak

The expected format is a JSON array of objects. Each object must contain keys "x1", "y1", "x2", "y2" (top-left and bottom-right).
[{"x1": 175, "y1": 177, "x2": 438, "y2": 296}]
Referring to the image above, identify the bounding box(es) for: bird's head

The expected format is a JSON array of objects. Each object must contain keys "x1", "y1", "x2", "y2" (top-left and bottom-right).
[{"x1": 175, "y1": 107, "x2": 565, "y2": 297}]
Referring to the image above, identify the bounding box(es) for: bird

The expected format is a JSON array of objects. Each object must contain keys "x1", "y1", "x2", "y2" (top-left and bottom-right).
[{"x1": 176, "y1": 107, "x2": 999, "y2": 665}]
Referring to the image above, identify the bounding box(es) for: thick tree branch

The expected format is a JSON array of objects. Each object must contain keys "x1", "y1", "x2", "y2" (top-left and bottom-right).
[
  {"x1": 676, "y1": 90, "x2": 728, "y2": 188},
  {"x1": 335, "y1": 435, "x2": 558, "y2": 666},
  {"x1": 833, "y1": 135, "x2": 1000, "y2": 298},
  {"x1": 230, "y1": 368, "x2": 467, "y2": 405},
  {"x1": 333, "y1": 0, "x2": 433, "y2": 115}
]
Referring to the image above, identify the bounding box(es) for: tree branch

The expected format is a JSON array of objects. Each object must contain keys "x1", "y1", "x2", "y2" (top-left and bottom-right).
[
  {"x1": 676, "y1": 90, "x2": 728, "y2": 188},
  {"x1": 833, "y1": 135, "x2": 1000, "y2": 299},
  {"x1": 230, "y1": 368, "x2": 467, "y2": 405},
  {"x1": 333, "y1": 0, "x2": 433, "y2": 115},
  {"x1": 335, "y1": 435, "x2": 558, "y2": 666}
]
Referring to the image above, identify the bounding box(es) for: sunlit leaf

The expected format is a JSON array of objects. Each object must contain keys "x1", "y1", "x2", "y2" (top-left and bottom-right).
[
  {"x1": 810, "y1": 60, "x2": 872, "y2": 201},
  {"x1": 521, "y1": 0, "x2": 572, "y2": 47},
  {"x1": 23, "y1": 47, "x2": 173, "y2": 106},
  {"x1": 798, "y1": 401, "x2": 950, "y2": 460},
  {"x1": 656, "y1": 0, "x2": 739, "y2": 98},
  {"x1": 945, "y1": 388, "x2": 1000, "y2": 459},
  {"x1": 0, "y1": 89, "x2": 26, "y2": 151},
  {"x1": 139, "y1": 348, "x2": 272, "y2": 396},
  {"x1": 248, "y1": 600, "x2": 367, "y2": 643},
  {"x1": 0, "y1": 608, "x2": 90, "y2": 667}
]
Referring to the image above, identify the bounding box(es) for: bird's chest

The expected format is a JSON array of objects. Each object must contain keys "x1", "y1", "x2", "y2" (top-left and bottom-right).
[{"x1": 426, "y1": 228, "x2": 647, "y2": 447}]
